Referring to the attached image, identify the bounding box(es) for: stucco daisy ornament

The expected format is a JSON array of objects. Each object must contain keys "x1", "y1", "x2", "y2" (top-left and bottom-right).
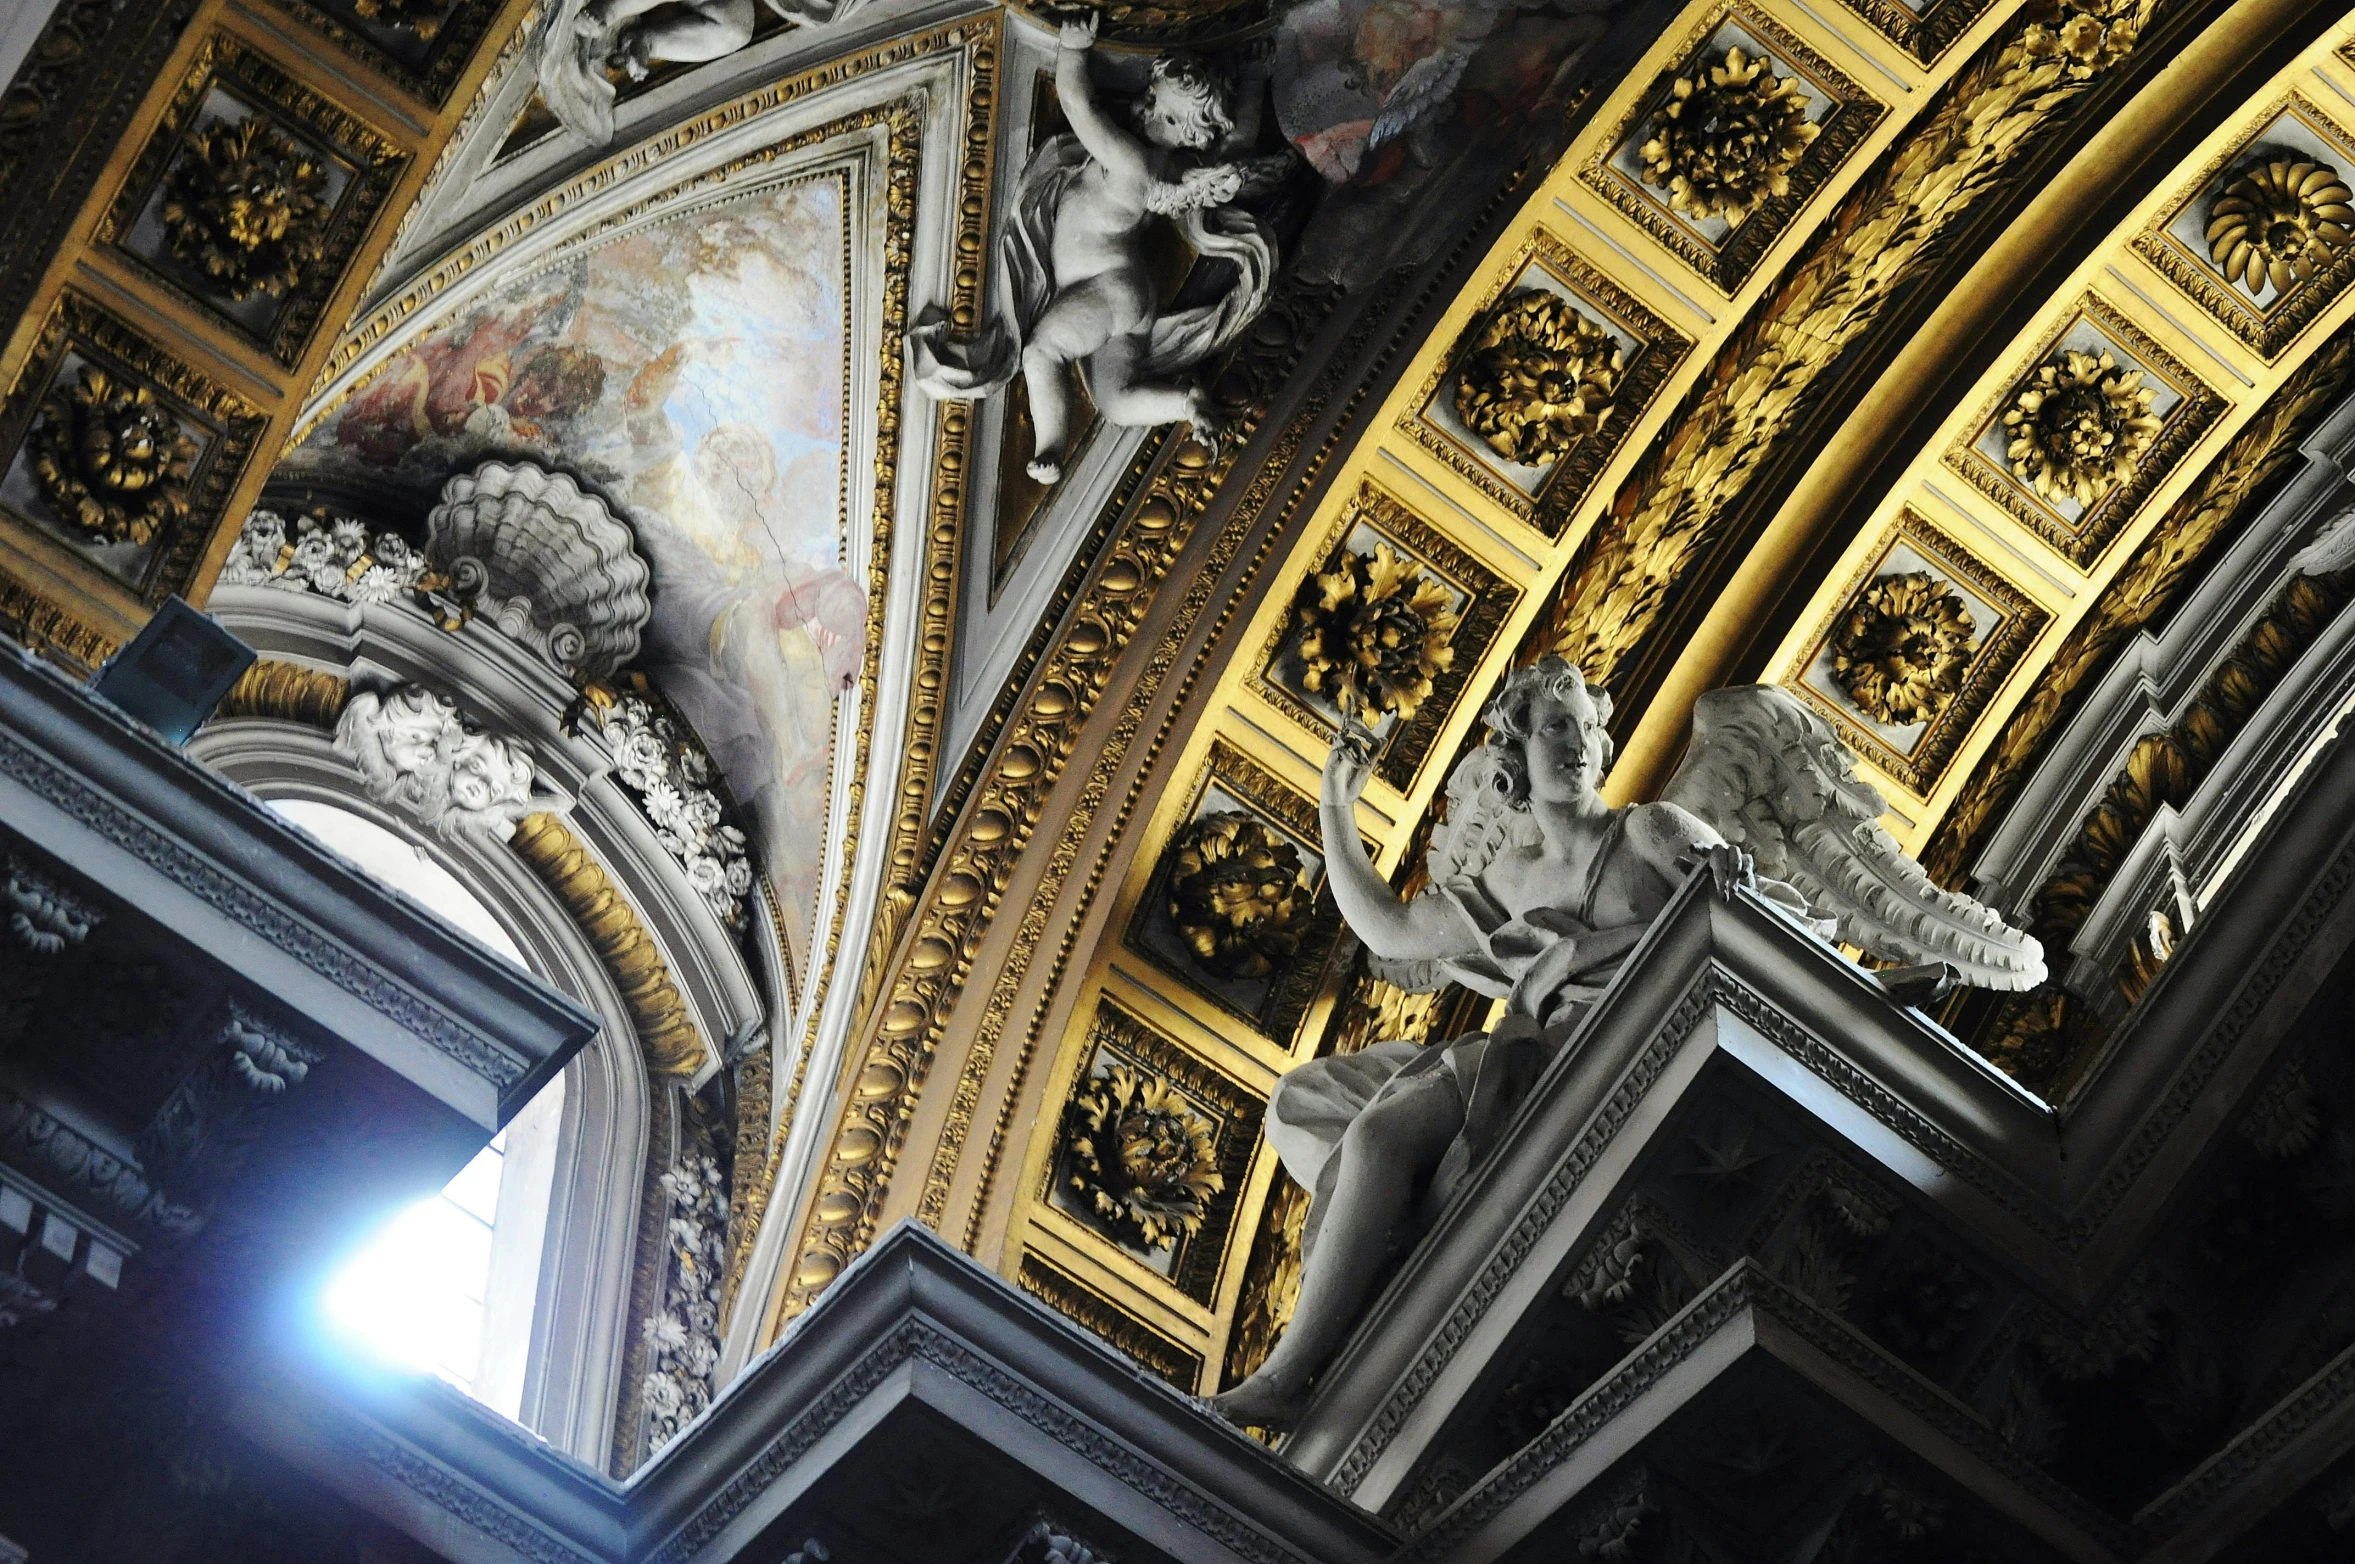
[
  {"x1": 27, "y1": 366, "x2": 198, "y2": 546},
  {"x1": 1454, "y1": 290, "x2": 1625, "y2": 466}
]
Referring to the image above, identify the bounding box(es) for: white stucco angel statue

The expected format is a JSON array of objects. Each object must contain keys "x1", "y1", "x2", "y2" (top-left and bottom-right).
[
  {"x1": 539, "y1": 0, "x2": 870, "y2": 145},
  {"x1": 1208, "y1": 657, "x2": 2044, "y2": 1428},
  {"x1": 909, "y1": 16, "x2": 1283, "y2": 483}
]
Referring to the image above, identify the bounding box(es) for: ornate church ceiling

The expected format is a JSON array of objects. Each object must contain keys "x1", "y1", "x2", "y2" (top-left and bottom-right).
[{"x1": 4, "y1": 0, "x2": 2354, "y2": 1445}]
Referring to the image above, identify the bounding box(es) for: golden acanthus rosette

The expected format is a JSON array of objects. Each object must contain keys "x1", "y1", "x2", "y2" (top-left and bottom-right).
[
  {"x1": 2001, "y1": 348, "x2": 2161, "y2": 509},
  {"x1": 27, "y1": 366, "x2": 198, "y2": 547},
  {"x1": 1829, "y1": 570, "x2": 1978, "y2": 726},
  {"x1": 1166, "y1": 811, "x2": 1311, "y2": 981},
  {"x1": 1453, "y1": 290, "x2": 1626, "y2": 467},
  {"x1": 1062, "y1": 1065, "x2": 1223, "y2": 1250},
  {"x1": 1638, "y1": 45, "x2": 1819, "y2": 226},
  {"x1": 1290, "y1": 542, "x2": 1461, "y2": 721},
  {"x1": 159, "y1": 117, "x2": 333, "y2": 302},
  {"x1": 2205, "y1": 157, "x2": 2355, "y2": 296}
]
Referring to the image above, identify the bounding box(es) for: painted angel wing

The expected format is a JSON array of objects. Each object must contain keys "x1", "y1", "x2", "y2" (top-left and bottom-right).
[
  {"x1": 1366, "y1": 744, "x2": 1534, "y2": 994},
  {"x1": 1367, "y1": 49, "x2": 1468, "y2": 152},
  {"x1": 1661, "y1": 686, "x2": 2047, "y2": 991}
]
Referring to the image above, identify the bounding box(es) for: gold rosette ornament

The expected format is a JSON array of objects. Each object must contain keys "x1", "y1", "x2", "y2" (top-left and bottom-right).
[
  {"x1": 160, "y1": 117, "x2": 333, "y2": 301},
  {"x1": 1062, "y1": 1065, "x2": 1223, "y2": 1249},
  {"x1": 1167, "y1": 811, "x2": 1311, "y2": 980},
  {"x1": 27, "y1": 366, "x2": 197, "y2": 546},
  {"x1": 1454, "y1": 290, "x2": 1625, "y2": 466},
  {"x1": 1830, "y1": 571, "x2": 1977, "y2": 726},
  {"x1": 1638, "y1": 45, "x2": 1819, "y2": 225},
  {"x1": 2205, "y1": 157, "x2": 2355, "y2": 295},
  {"x1": 2001, "y1": 348, "x2": 2161, "y2": 508},
  {"x1": 1291, "y1": 542, "x2": 1461, "y2": 721}
]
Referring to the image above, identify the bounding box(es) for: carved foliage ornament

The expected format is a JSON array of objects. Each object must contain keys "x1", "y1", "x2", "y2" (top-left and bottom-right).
[
  {"x1": 1166, "y1": 811, "x2": 1310, "y2": 980},
  {"x1": 1830, "y1": 571, "x2": 1977, "y2": 725},
  {"x1": 351, "y1": 0, "x2": 445, "y2": 38},
  {"x1": 217, "y1": 507, "x2": 439, "y2": 603},
  {"x1": 4, "y1": 856, "x2": 102, "y2": 953},
  {"x1": 1062, "y1": 1064, "x2": 1222, "y2": 1250},
  {"x1": 159, "y1": 117, "x2": 332, "y2": 302},
  {"x1": 1638, "y1": 45, "x2": 1819, "y2": 225},
  {"x1": 2020, "y1": 0, "x2": 2142, "y2": 74},
  {"x1": 2205, "y1": 156, "x2": 2355, "y2": 295},
  {"x1": 642, "y1": 1146, "x2": 726, "y2": 1451},
  {"x1": 1291, "y1": 541, "x2": 1461, "y2": 721},
  {"x1": 1453, "y1": 290, "x2": 1625, "y2": 467},
  {"x1": 27, "y1": 366, "x2": 197, "y2": 546},
  {"x1": 2002, "y1": 347, "x2": 2161, "y2": 508}
]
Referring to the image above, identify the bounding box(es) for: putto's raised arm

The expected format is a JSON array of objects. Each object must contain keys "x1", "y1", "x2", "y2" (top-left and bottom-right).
[
  {"x1": 1054, "y1": 16, "x2": 1148, "y2": 181},
  {"x1": 1318, "y1": 726, "x2": 1468, "y2": 961}
]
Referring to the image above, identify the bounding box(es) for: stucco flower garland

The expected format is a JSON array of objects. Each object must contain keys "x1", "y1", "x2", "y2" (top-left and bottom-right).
[
  {"x1": 2002, "y1": 348, "x2": 2162, "y2": 508},
  {"x1": 1639, "y1": 44, "x2": 1820, "y2": 224},
  {"x1": 1830, "y1": 571, "x2": 1978, "y2": 725},
  {"x1": 1165, "y1": 811, "x2": 1311, "y2": 981},
  {"x1": 1061, "y1": 1064, "x2": 1223, "y2": 1250},
  {"x1": 218, "y1": 507, "x2": 436, "y2": 603},
  {"x1": 1454, "y1": 290, "x2": 1627, "y2": 466},
  {"x1": 600, "y1": 694, "x2": 754, "y2": 928}
]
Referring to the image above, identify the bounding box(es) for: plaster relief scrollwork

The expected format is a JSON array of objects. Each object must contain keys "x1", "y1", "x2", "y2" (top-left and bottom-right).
[
  {"x1": 910, "y1": 20, "x2": 1281, "y2": 483},
  {"x1": 426, "y1": 460, "x2": 652, "y2": 682},
  {"x1": 334, "y1": 685, "x2": 548, "y2": 845},
  {"x1": 5, "y1": 855, "x2": 103, "y2": 953},
  {"x1": 138, "y1": 1002, "x2": 325, "y2": 1187}
]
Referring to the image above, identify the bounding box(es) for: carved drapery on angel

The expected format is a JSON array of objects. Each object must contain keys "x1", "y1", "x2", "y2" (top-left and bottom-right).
[
  {"x1": 909, "y1": 18, "x2": 1285, "y2": 484},
  {"x1": 538, "y1": 0, "x2": 871, "y2": 146},
  {"x1": 1207, "y1": 658, "x2": 2042, "y2": 1428}
]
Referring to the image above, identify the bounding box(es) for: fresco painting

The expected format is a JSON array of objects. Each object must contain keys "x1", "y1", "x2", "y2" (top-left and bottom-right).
[{"x1": 291, "y1": 178, "x2": 863, "y2": 980}]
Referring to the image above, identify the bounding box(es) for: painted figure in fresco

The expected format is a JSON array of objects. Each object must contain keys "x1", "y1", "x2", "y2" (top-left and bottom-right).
[
  {"x1": 1208, "y1": 660, "x2": 2046, "y2": 1429},
  {"x1": 910, "y1": 17, "x2": 1282, "y2": 484}
]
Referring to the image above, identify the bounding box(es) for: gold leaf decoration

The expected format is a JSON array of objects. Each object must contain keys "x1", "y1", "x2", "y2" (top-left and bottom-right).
[
  {"x1": 2001, "y1": 348, "x2": 2162, "y2": 508},
  {"x1": 1061, "y1": 1064, "x2": 1223, "y2": 1250},
  {"x1": 1830, "y1": 571, "x2": 1978, "y2": 725},
  {"x1": 26, "y1": 365, "x2": 197, "y2": 546},
  {"x1": 2205, "y1": 156, "x2": 2355, "y2": 295},
  {"x1": 1453, "y1": 290, "x2": 1626, "y2": 466},
  {"x1": 1638, "y1": 45, "x2": 1820, "y2": 224},
  {"x1": 160, "y1": 118, "x2": 333, "y2": 302},
  {"x1": 1291, "y1": 542, "x2": 1461, "y2": 720},
  {"x1": 1166, "y1": 811, "x2": 1311, "y2": 980},
  {"x1": 1546, "y1": 0, "x2": 2153, "y2": 689},
  {"x1": 350, "y1": 0, "x2": 444, "y2": 38}
]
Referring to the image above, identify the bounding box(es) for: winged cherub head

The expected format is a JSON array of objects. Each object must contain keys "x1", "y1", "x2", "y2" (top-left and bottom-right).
[
  {"x1": 1481, "y1": 656, "x2": 1614, "y2": 810},
  {"x1": 1133, "y1": 53, "x2": 1234, "y2": 151}
]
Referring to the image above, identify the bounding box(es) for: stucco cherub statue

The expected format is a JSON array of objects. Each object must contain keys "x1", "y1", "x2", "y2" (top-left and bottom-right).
[
  {"x1": 539, "y1": 0, "x2": 872, "y2": 145},
  {"x1": 1207, "y1": 658, "x2": 2045, "y2": 1429},
  {"x1": 910, "y1": 15, "x2": 1285, "y2": 483}
]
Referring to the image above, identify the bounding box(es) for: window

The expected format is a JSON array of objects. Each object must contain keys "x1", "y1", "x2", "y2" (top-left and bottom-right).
[{"x1": 278, "y1": 800, "x2": 567, "y2": 1419}]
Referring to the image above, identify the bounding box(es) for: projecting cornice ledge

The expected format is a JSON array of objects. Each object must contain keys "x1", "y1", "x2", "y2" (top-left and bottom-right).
[{"x1": 241, "y1": 1223, "x2": 1395, "y2": 1564}]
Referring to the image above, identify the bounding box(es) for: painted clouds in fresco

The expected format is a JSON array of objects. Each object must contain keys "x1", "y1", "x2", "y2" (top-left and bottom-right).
[{"x1": 297, "y1": 179, "x2": 864, "y2": 978}]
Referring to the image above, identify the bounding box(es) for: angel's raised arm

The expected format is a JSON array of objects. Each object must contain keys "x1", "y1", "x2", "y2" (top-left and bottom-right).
[
  {"x1": 1054, "y1": 17, "x2": 1148, "y2": 180},
  {"x1": 1320, "y1": 731, "x2": 1475, "y2": 961}
]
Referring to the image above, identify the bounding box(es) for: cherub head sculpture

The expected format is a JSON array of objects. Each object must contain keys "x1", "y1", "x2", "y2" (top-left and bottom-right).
[
  {"x1": 335, "y1": 684, "x2": 543, "y2": 845},
  {"x1": 1132, "y1": 53, "x2": 1234, "y2": 151},
  {"x1": 1480, "y1": 656, "x2": 1615, "y2": 810}
]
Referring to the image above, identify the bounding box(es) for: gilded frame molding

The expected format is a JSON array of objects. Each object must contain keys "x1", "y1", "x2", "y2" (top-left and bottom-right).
[
  {"x1": 1791, "y1": 508, "x2": 2047, "y2": 796},
  {"x1": 1036, "y1": 995, "x2": 1264, "y2": 1309},
  {"x1": 1123, "y1": 736, "x2": 1355, "y2": 1045},
  {"x1": 1398, "y1": 230, "x2": 1692, "y2": 539},
  {"x1": 265, "y1": 0, "x2": 507, "y2": 108},
  {"x1": 1247, "y1": 479, "x2": 1520, "y2": 792},
  {"x1": 0, "y1": 292, "x2": 268, "y2": 607},
  {"x1": 2129, "y1": 92, "x2": 2355, "y2": 363},
  {"x1": 1942, "y1": 292, "x2": 2225, "y2": 569},
  {"x1": 1577, "y1": 3, "x2": 1886, "y2": 296},
  {"x1": 1830, "y1": 0, "x2": 1995, "y2": 64},
  {"x1": 1015, "y1": 1251, "x2": 1205, "y2": 1388},
  {"x1": 93, "y1": 31, "x2": 411, "y2": 371}
]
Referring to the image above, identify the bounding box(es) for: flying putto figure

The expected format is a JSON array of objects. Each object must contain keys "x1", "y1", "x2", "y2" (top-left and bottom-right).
[{"x1": 1208, "y1": 659, "x2": 2044, "y2": 1429}]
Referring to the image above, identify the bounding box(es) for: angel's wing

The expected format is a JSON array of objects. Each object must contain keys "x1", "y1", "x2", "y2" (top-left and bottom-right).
[
  {"x1": 1661, "y1": 686, "x2": 2046, "y2": 991},
  {"x1": 1367, "y1": 49, "x2": 1468, "y2": 152},
  {"x1": 2293, "y1": 504, "x2": 2355, "y2": 576}
]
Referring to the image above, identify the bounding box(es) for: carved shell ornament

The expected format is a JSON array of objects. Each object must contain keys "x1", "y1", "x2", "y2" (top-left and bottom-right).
[
  {"x1": 27, "y1": 365, "x2": 197, "y2": 546},
  {"x1": 426, "y1": 459, "x2": 652, "y2": 681},
  {"x1": 159, "y1": 117, "x2": 333, "y2": 302},
  {"x1": 1062, "y1": 1065, "x2": 1223, "y2": 1250},
  {"x1": 1291, "y1": 541, "x2": 1461, "y2": 721},
  {"x1": 1830, "y1": 571, "x2": 1977, "y2": 726},
  {"x1": 1638, "y1": 45, "x2": 1819, "y2": 225},
  {"x1": 1166, "y1": 811, "x2": 1311, "y2": 980},
  {"x1": 2205, "y1": 156, "x2": 2355, "y2": 295},
  {"x1": 2001, "y1": 347, "x2": 2161, "y2": 508},
  {"x1": 1454, "y1": 290, "x2": 1626, "y2": 467}
]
